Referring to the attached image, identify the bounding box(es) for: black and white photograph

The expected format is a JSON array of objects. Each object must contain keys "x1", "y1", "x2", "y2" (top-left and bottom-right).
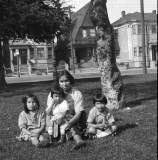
[{"x1": 0, "y1": 0, "x2": 157, "y2": 159}]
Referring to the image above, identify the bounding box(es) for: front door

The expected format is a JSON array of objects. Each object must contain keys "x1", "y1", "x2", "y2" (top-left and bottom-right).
[{"x1": 20, "y1": 49, "x2": 27, "y2": 65}]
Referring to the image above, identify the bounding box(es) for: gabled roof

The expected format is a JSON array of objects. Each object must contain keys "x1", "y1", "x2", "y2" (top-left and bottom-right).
[
  {"x1": 112, "y1": 12, "x2": 157, "y2": 27},
  {"x1": 71, "y1": 2, "x2": 93, "y2": 40}
]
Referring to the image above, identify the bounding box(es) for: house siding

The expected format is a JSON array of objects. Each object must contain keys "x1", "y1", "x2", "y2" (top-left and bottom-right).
[
  {"x1": 115, "y1": 26, "x2": 129, "y2": 63},
  {"x1": 113, "y1": 11, "x2": 157, "y2": 68}
]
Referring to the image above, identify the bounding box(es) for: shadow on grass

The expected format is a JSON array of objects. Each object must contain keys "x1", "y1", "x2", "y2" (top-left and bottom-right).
[
  {"x1": 116, "y1": 123, "x2": 138, "y2": 136},
  {"x1": 124, "y1": 80, "x2": 157, "y2": 108},
  {"x1": 126, "y1": 96, "x2": 157, "y2": 108},
  {"x1": 0, "y1": 145, "x2": 7, "y2": 153},
  {"x1": 0, "y1": 75, "x2": 157, "y2": 110}
]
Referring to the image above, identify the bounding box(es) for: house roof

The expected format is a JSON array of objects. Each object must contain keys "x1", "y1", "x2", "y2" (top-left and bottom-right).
[
  {"x1": 112, "y1": 12, "x2": 157, "y2": 27},
  {"x1": 71, "y1": 2, "x2": 93, "y2": 40},
  {"x1": 9, "y1": 39, "x2": 48, "y2": 47}
]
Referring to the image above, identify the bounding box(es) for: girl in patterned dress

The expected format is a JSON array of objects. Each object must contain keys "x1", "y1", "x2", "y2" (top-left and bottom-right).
[{"x1": 18, "y1": 94, "x2": 49, "y2": 148}]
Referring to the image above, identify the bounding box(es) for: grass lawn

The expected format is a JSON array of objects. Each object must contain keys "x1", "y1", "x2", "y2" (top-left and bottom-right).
[{"x1": 0, "y1": 74, "x2": 157, "y2": 160}]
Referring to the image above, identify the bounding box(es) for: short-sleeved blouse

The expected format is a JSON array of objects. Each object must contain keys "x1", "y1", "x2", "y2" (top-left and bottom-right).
[
  {"x1": 18, "y1": 111, "x2": 46, "y2": 131},
  {"x1": 47, "y1": 88, "x2": 85, "y2": 115}
]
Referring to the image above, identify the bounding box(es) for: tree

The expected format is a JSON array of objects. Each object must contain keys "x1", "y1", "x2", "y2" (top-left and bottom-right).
[
  {"x1": 0, "y1": 0, "x2": 70, "y2": 89},
  {"x1": 91, "y1": 0, "x2": 126, "y2": 110}
]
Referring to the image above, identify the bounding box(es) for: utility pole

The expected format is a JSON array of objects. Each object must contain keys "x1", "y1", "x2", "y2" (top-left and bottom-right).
[
  {"x1": 140, "y1": 0, "x2": 147, "y2": 74},
  {"x1": 64, "y1": 5, "x2": 75, "y2": 74},
  {"x1": 52, "y1": 38, "x2": 58, "y2": 82}
]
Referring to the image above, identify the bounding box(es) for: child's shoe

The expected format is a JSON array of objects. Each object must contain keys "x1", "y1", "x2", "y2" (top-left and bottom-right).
[
  {"x1": 36, "y1": 139, "x2": 49, "y2": 148},
  {"x1": 49, "y1": 135, "x2": 53, "y2": 144},
  {"x1": 72, "y1": 140, "x2": 86, "y2": 151},
  {"x1": 58, "y1": 135, "x2": 65, "y2": 144},
  {"x1": 88, "y1": 133, "x2": 97, "y2": 140}
]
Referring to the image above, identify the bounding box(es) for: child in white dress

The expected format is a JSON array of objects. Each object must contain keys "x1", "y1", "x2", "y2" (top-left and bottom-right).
[{"x1": 46, "y1": 85, "x2": 69, "y2": 144}]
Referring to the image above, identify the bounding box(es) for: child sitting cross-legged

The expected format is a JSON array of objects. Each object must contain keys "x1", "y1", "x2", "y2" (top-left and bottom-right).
[
  {"x1": 46, "y1": 85, "x2": 70, "y2": 144},
  {"x1": 17, "y1": 94, "x2": 50, "y2": 148},
  {"x1": 87, "y1": 94, "x2": 117, "y2": 139}
]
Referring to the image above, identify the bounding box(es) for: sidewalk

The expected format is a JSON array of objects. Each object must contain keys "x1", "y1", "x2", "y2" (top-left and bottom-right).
[{"x1": 6, "y1": 68, "x2": 157, "y2": 84}]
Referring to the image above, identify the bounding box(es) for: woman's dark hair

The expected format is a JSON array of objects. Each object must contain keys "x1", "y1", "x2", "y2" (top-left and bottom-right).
[
  {"x1": 58, "y1": 70, "x2": 75, "y2": 85},
  {"x1": 51, "y1": 85, "x2": 65, "y2": 98},
  {"x1": 93, "y1": 94, "x2": 108, "y2": 105},
  {"x1": 22, "y1": 94, "x2": 40, "y2": 114}
]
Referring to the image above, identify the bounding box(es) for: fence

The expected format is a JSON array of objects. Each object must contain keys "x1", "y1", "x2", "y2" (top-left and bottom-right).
[
  {"x1": 4, "y1": 60, "x2": 157, "y2": 77},
  {"x1": 4, "y1": 63, "x2": 69, "y2": 77}
]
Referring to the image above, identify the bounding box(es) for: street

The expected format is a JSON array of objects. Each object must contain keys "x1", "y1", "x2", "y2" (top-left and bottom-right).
[{"x1": 6, "y1": 68, "x2": 157, "y2": 84}]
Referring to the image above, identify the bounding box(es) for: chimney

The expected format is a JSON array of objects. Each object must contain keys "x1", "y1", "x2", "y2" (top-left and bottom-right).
[
  {"x1": 152, "y1": 10, "x2": 156, "y2": 14},
  {"x1": 121, "y1": 11, "x2": 126, "y2": 18}
]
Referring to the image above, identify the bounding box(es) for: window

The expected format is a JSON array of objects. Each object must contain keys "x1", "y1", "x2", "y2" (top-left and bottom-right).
[
  {"x1": 152, "y1": 25, "x2": 157, "y2": 33},
  {"x1": 30, "y1": 48, "x2": 34, "y2": 59},
  {"x1": 82, "y1": 30, "x2": 87, "y2": 38},
  {"x1": 48, "y1": 47, "x2": 52, "y2": 59},
  {"x1": 133, "y1": 25, "x2": 136, "y2": 34},
  {"x1": 138, "y1": 25, "x2": 142, "y2": 34},
  {"x1": 115, "y1": 29, "x2": 118, "y2": 38},
  {"x1": 134, "y1": 47, "x2": 137, "y2": 56},
  {"x1": 116, "y1": 50, "x2": 120, "y2": 57},
  {"x1": 37, "y1": 48, "x2": 45, "y2": 59},
  {"x1": 139, "y1": 47, "x2": 142, "y2": 56},
  {"x1": 90, "y1": 29, "x2": 96, "y2": 37},
  {"x1": 145, "y1": 25, "x2": 148, "y2": 34}
]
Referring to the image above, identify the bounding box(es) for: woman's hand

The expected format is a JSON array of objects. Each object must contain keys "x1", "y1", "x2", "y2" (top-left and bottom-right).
[{"x1": 65, "y1": 122, "x2": 72, "y2": 132}]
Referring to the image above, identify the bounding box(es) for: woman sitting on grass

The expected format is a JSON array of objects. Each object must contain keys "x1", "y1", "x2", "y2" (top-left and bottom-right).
[
  {"x1": 47, "y1": 70, "x2": 87, "y2": 150},
  {"x1": 87, "y1": 94, "x2": 117, "y2": 139},
  {"x1": 17, "y1": 94, "x2": 49, "y2": 148}
]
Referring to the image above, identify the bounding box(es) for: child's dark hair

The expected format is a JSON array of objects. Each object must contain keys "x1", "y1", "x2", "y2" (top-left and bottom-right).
[
  {"x1": 51, "y1": 85, "x2": 65, "y2": 98},
  {"x1": 58, "y1": 70, "x2": 75, "y2": 85},
  {"x1": 22, "y1": 94, "x2": 40, "y2": 114},
  {"x1": 93, "y1": 94, "x2": 108, "y2": 105}
]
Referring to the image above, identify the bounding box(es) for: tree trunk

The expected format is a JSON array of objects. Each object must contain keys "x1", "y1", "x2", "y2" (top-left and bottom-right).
[
  {"x1": 91, "y1": 0, "x2": 126, "y2": 110},
  {"x1": 0, "y1": 39, "x2": 7, "y2": 89}
]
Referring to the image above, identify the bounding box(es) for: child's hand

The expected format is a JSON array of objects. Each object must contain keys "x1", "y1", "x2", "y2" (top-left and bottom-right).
[
  {"x1": 56, "y1": 118, "x2": 63, "y2": 125},
  {"x1": 99, "y1": 124, "x2": 109, "y2": 130}
]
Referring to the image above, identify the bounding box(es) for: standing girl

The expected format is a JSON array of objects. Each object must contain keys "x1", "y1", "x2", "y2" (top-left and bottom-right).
[
  {"x1": 46, "y1": 85, "x2": 70, "y2": 144},
  {"x1": 18, "y1": 94, "x2": 49, "y2": 148},
  {"x1": 47, "y1": 70, "x2": 87, "y2": 150}
]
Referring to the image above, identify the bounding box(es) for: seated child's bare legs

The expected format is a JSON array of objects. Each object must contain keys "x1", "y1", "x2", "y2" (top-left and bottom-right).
[
  {"x1": 89, "y1": 127, "x2": 97, "y2": 135},
  {"x1": 36, "y1": 133, "x2": 50, "y2": 148},
  {"x1": 58, "y1": 125, "x2": 66, "y2": 143},
  {"x1": 31, "y1": 136, "x2": 39, "y2": 146},
  {"x1": 88, "y1": 125, "x2": 117, "y2": 139},
  {"x1": 31, "y1": 133, "x2": 50, "y2": 148},
  {"x1": 48, "y1": 120, "x2": 54, "y2": 144}
]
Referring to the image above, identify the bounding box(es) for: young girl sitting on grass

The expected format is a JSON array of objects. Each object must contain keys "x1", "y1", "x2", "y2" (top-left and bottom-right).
[
  {"x1": 87, "y1": 94, "x2": 117, "y2": 139},
  {"x1": 46, "y1": 85, "x2": 70, "y2": 144},
  {"x1": 17, "y1": 94, "x2": 50, "y2": 148}
]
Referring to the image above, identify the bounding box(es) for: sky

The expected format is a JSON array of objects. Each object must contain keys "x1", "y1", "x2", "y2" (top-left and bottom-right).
[{"x1": 65, "y1": 0, "x2": 157, "y2": 23}]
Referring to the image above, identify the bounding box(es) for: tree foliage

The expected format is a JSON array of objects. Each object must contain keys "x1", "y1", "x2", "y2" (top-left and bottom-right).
[
  {"x1": 0, "y1": 0, "x2": 70, "y2": 42},
  {"x1": 0, "y1": 0, "x2": 70, "y2": 88}
]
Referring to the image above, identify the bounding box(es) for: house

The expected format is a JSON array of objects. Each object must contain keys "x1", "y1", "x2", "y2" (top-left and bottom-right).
[
  {"x1": 113, "y1": 10, "x2": 157, "y2": 68},
  {"x1": 56, "y1": 2, "x2": 98, "y2": 69},
  {"x1": 7, "y1": 40, "x2": 54, "y2": 72}
]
